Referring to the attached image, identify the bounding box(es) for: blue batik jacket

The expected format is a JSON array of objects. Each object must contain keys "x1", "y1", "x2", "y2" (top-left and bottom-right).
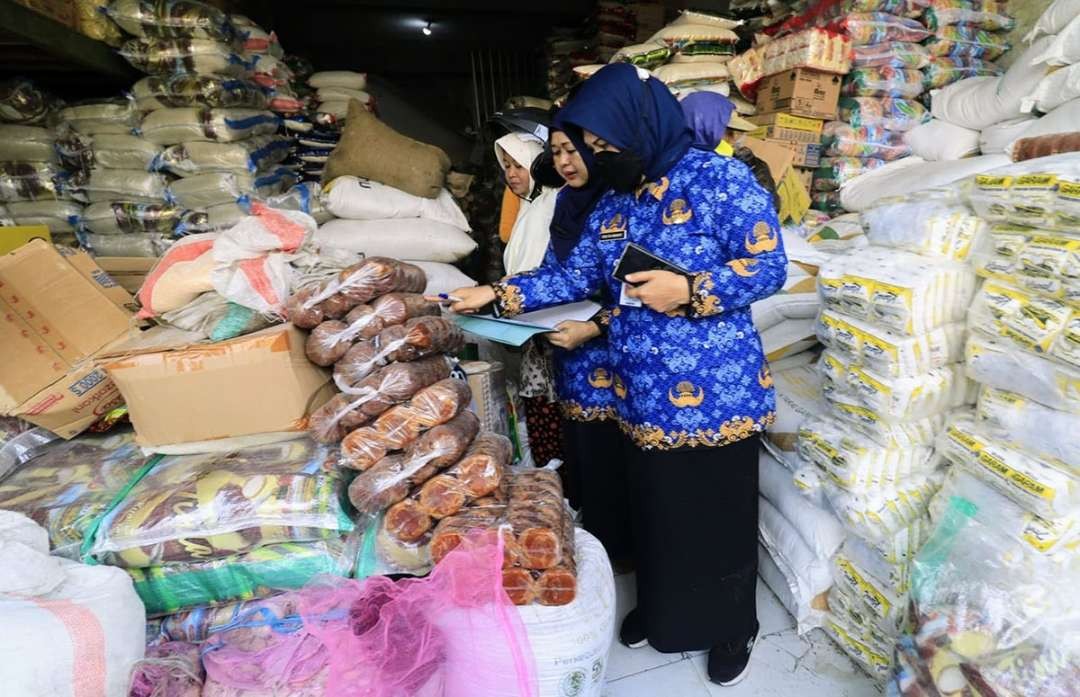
[{"x1": 493, "y1": 149, "x2": 787, "y2": 451}]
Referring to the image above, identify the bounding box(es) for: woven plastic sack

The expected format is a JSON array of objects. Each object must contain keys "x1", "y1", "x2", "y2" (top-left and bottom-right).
[
  {"x1": 828, "y1": 12, "x2": 930, "y2": 46},
  {"x1": 6, "y1": 200, "x2": 83, "y2": 233},
  {"x1": 201, "y1": 531, "x2": 538, "y2": 697},
  {"x1": 232, "y1": 15, "x2": 282, "y2": 57},
  {"x1": 79, "y1": 200, "x2": 183, "y2": 234},
  {"x1": 140, "y1": 108, "x2": 281, "y2": 145},
  {"x1": 863, "y1": 198, "x2": 987, "y2": 260},
  {"x1": 120, "y1": 38, "x2": 246, "y2": 76},
  {"x1": 60, "y1": 100, "x2": 139, "y2": 136},
  {"x1": 154, "y1": 135, "x2": 292, "y2": 177},
  {"x1": 86, "y1": 232, "x2": 172, "y2": 257},
  {"x1": 838, "y1": 96, "x2": 929, "y2": 131},
  {"x1": 1026, "y1": 0, "x2": 1080, "y2": 40},
  {"x1": 166, "y1": 168, "x2": 296, "y2": 208},
  {"x1": 0, "y1": 124, "x2": 56, "y2": 162},
  {"x1": 130, "y1": 539, "x2": 356, "y2": 617},
  {"x1": 0, "y1": 161, "x2": 67, "y2": 202},
  {"x1": 889, "y1": 492, "x2": 1080, "y2": 697},
  {"x1": 80, "y1": 167, "x2": 169, "y2": 203},
  {"x1": 89, "y1": 134, "x2": 161, "y2": 169},
  {"x1": 822, "y1": 122, "x2": 910, "y2": 160},
  {"x1": 132, "y1": 75, "x2": 267, "y2": 111},
  {"x1": 841, "y1": 67, "x2": 925, "y2": 99},
  {"x1": 0, "y1": 431, "x2": 150, "y2": 559},
  {"x1": 925, "y1": 25, "x2": 1011, "y2": 60},
  {"x1": 852, "y1": 41, "x2": 930, "y2": 70},
  {"x1": 104, "y1": 0, "x2": 233, "y2": 40},
  {"x1": 1031, "y1": 12, "x2": 1080, "y2": 67}
]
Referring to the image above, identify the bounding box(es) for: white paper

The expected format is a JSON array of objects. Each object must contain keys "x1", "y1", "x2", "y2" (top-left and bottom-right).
[{"x1": 500, "y1": 300, "x2": 603, "y2": 329}]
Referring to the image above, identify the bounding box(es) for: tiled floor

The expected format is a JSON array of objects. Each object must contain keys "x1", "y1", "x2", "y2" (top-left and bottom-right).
[{"x1": 603, "y1": 573, "x2": 882, "y2": 697}]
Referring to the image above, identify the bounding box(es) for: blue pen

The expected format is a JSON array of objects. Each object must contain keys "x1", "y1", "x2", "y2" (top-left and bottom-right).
[{"x1": 433, "y1": 293, "x2": 464, "y2": 304}]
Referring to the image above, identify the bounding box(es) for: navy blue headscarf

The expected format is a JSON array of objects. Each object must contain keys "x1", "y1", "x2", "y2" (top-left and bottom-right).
[
  {"x1": 680, "y1": 91, "x2": 735, "y2": 151},
  {"x1": 549, "y1": 112, "x2": 607, "y2": 262},
  {"x1": 559, "y1": 63, "x2": 693, "y2": 182}
]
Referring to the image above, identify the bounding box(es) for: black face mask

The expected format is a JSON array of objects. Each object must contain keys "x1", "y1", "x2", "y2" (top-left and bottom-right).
[{"x1": 594, "y1": 150, "x2": 644, "y2": 193}]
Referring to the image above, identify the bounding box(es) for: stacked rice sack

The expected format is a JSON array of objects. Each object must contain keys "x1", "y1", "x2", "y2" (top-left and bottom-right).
[
  {"x1": 886, "y1": 155, "x2": 1080, "y2": 697},
  {"x1": 792, "y1": 196, "x2": 988, "y2": 678},
  {"x1": 295, "y1": 70, "x2": 372, "y2": 183},
  {"x1": 0, "y1": 80, "x2": 86, "y2": 246},
  {"x1": 97, "y1": 0, "x2": 295, "y2": 252},
  {"x1": 315, "y1": 101, "x2": 477, "y2": 295}
]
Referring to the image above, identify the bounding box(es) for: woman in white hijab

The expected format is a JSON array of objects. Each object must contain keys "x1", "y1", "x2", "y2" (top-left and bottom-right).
[{"x1": 494, "y1": 132, "x2": 560, "y2": 275}]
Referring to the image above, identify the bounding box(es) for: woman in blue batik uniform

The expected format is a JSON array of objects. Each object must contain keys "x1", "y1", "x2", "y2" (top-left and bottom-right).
[
  {"x1": 535, "y1": 113, "x2": 631, "y2": 563},
  {"x1": 449, "y1": 64, "x2": 787, "y2": 686}
]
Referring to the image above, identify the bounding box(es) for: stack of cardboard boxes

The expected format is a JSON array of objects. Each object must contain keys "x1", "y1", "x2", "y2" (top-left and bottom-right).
[{"x1": 748, "y1": 68, "x2": 842, "y2": 196}]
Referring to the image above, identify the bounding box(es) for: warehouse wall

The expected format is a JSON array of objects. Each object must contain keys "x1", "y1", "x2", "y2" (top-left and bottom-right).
[{"x1": 998, "y1": 0, "x2": 1054, "y2": 68}]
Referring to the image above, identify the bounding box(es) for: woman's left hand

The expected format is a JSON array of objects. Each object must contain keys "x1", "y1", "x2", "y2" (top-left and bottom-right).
[
  {"x1": 624, "y1": 270, "x2": 691, "y2": 313},
  {"x1": 546, "y1": 320, "x2": 601, "y2": 350}
]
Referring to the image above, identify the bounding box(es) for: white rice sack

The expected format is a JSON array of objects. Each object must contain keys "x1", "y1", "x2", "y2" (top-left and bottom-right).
[
  {"x1": 758, "y1": 543, "x2": 826, "y2": 635},
  {"x1": 408, "y1": 261, "x2": 477, "y2": 297},
  {"x1": 760, "y1": 318, "x2": 818, "y2": 364},
  {"x1": 175, "y1": 202, "x2": 248, "y2": 236},
  {"x1": 840, "y1": 154, "x2": 1010, "y2": 211},
  {"x1": 671, "y1": 10, "x2": 743, "y2": 29},
  {"x1": 317, "y1": 100, "x2": 351, "y2": 120},
  {"x1": 966, "y1": 333, "x2": 1080, "y2": 413},
  {"x1": 154, "y1": 136, "x2": 292, "y2": 177},
  {"x1": 119, "y1": 38, "x2": 244, "y2": 77},
  {"x1": 140, "y1": 108, "x2": 281, "y2": 145},
  {"x1": 322, "y1": 176, "x2": 470, "y2": 231},
  {"x1": 1031, "y1": 12, "x2": 1080, "y2": 66},
  {"x1": 315, "y1": 87, "x2": 372, "y2": 104},
  {"x1": 751, "y1": 227, "x2": 826, "y2": 331},
  {"x1": 309, "y1": 71, "x2": 368, "y2": 90},
  {"x1": 91, "y1": 134, "x2": 161, "y2": 170},
  {"x1": 759, "y1": 449, "x2": 845, "y2": 559},
  {"x1": 979, "y1": 117, "x2": 1038, "y2": 154},
  {"x1": 759, "y1": 498, "x2": 834, "y2": 602},
  {"x1": 817, "y1": 247, "x2": 977, "y2": 335},
  {"x1": 80, "y1": 201, "x2": 184, "y2": 235},
  {"x1": 652, "y1": 62, "x2": 730, "y2": 88},
  {"x1": 904, "y1": 119, "x2": 980, "y2": 161},
  {"x1": 1023, "y1": 64, "x2": 1080, "y2": 115},
  {"x1": 81, "y1": 168, "x2": 169, "y2": 203},
  {"x1": 315, "y1": 217, "x2": 478, "y2": 263},
  {"x1": 650, "y1": 23, "x2": 739, "y2": 46},
  {"x1": 59, "y1": 101, "x2": 139, "y2": 136},
  {"x1": 768, "y1": 364, "x2": 826, "y2": 453},
  {"x1": 7, "y1": 200, "x2": 82, "y2": 233},
  {"x1": 1007, "y1": 98, "x2": 1080, "y2": 159},
  {"x1": 0, "y1": 125, "x2": 55, "y2": 162},
  {"x1": 86, "y1": 233, "x2": 171, "y2": 257},
  {"x1": 797, "y1": 417, "x2": 938, "y2": 492},
  {"x1": 166, "y1": 168, "x2": 295, "y2": 209},
  {"x1": 1027, "y1": 0, "x2": 1080, "y2": 40},
  {"x1": 976, "y1": 386, "x2": 1079, "y2": 471},
  {"x1": 930, "y1": 37, "x2": 1056, "y2": 130}
]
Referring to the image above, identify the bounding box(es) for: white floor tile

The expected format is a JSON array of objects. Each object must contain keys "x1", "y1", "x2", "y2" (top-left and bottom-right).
[
  {"x1": 756, "y1": 579, "x2": 797, "y2": 638},
  {"x1": 604, "y1": 658, "x2": 711, "y2": 697}
]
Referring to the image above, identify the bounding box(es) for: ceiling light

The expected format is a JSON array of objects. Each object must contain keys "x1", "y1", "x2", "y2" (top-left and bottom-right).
[{"x1": 422, "y1": 21, "x2": 432, "y2": 36}]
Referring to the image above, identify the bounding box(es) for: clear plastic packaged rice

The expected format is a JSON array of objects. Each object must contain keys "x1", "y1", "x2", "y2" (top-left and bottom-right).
[
  {"x1": 968, "y1": 170, "x2": 1080, "y2": 232},
  {"x1": 817, "y1": 247, "x2": 978, "y2": 335},
  {"x1": 862, "y1": 198, "x2": 988, "y2": 261},
  {"x1": 974, "y1": 386, "x2": 1079, "y2": 472},
  {"x1": 104, "y1": 0, "x2": 234, "y2": 40},
  {"x1": 140, "y1": 108, "x2": 281, "y2": 145},
  {"x1": 132, "y1": 75, "x2": 268, "y2": 111},
  {"x1": 970, "y1": 224, "x2": 1080, "y2": 306},
  {"x1": 968, "y1": 280, "x2": 1079, "y2": 370},
  {"x1": 0, "y1": 161, "x2": 69, "y2": 202},
  {"x1": 0, "y1": 431, "x2": 151, "y2": 558},
  {"x1": 79, "y1": 200, "x2": 184, "y2": 235},
  {"x1": 120, "y1": 38, "x2": 248, "y2": 77},
  {"x1": 153, "y1": 135, "x2": 292, "y2": 176},
  {"x1": 797, "y1": 417, "x2": 939, "y2": 492},
  {"x1": 822, "y1": 122, "x2": 911, "y2": 160},
  {"x1": 818, "y1": 309, "x2": 967, "y2": 377},
  {"x1": 90, "y1": 438, "x2": 354, "y2": 568}
]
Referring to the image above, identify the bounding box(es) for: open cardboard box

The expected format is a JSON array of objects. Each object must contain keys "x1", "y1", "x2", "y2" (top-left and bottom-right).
[
  {"x1": 0, "y1": 240, "x2": 136, "y2": 438},
  {"x1": 99, "y1": 323, "x2": 333, "y2": 449}
]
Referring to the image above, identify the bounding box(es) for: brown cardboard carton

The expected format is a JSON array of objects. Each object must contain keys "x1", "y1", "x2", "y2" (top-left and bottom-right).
[
  {"x1": 102, "y1": 324, "x2": 333, "y2": 448},
  {"x1": 95, "y1": 256, "x2": 157, "y2": 295},
  {"x1": 0, "y1": 240, "x2": 133, "y2": 437},
  {"x1": 766, "y1": 140, "x2": 822, "y2": 168},
  {"x1": 757, "y1": 68, "x2": 842, "y2": 120},
  {"x1": 735, "y1": 137, "x2": 796, "y2": 184}
]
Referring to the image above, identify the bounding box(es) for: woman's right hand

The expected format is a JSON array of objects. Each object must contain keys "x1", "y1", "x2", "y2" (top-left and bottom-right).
[{"x1": 446, "y1": 285, "x2": 496, "y2": 314}]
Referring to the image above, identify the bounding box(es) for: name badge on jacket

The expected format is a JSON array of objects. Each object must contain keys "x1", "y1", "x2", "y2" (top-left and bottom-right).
[{"x1": 599, "y1": 213, "x2": 628, "y2": 241}]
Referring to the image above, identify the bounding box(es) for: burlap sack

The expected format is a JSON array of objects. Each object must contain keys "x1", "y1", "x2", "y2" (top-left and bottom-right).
[{"x1": 323, "y1": 100, "x2": 451, "y2": 199}]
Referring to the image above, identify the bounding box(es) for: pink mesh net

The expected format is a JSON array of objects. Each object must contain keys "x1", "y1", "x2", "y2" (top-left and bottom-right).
[{"x1": 201, "y1": 530, "x2": 537, "y2": 697}]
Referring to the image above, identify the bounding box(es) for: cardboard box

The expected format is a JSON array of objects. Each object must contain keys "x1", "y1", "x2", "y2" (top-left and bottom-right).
[
  {"x1": 0, "y1": 240, "x2": 134, "y2": 437},
  {"x1": 102, "y1": 324, "x2": 333, "y2": 448},
  {"x1": 95, "y1": 256, "x2": 156, "y2": 295},
  {"x1": 767, "y1": 140, "x2": 822, "y2": 168},
  {"x1": 736, "y1": 137, "x2": 796, "y2": 185},
  {"x1": 756, "y1": 68, "x2": 842, "y2": 120},
  {"x1": 747, "y1": 112, "x2": 824, "y2": 134},
  {"x1": 0, "y1": 225, "x2": 51, "y2": 255}
]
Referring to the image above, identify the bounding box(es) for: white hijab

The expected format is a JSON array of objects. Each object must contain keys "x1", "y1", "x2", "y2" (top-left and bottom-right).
[{"x1": 495, "y1": 133, "x2": 560, "y2": 275}]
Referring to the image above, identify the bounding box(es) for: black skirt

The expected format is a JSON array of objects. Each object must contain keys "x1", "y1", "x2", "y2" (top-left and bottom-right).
[
  {"x1": 562, "y1": 418, "x2": 634, "y2": 560},
  {"x1": 626, "y1": 434, "x2": 760, "y2": 653}
]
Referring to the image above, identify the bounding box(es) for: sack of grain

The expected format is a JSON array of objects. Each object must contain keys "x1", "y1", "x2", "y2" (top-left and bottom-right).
[{"x1": 316, "y1": 218, "x2": 477, "y2": 263}]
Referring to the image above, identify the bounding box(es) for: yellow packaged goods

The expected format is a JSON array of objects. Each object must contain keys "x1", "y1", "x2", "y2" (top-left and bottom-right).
[
  {"x1": 817, "y1": 309, "x2": 966, "y2": 379},
  {"x1": 0, "y1": 430, "x2": 150, "y2": 558},
  {"x1": 748, "y1": 111, "x2": 825, "y2": 134},
  {"x1": 102, "y1": 324, "x2": 333, "y2": 448},
  {"x1": 969, "y1": 172, "x2": 1080, "y2": 231},
  {"x1": 975, "y1": 387, "x2": 1079, "y2": 472},
  {"x1": 965, "y1": 333, "x2": 1080, "y2": 414},
  {"x1": 796, "y1": 417, "x2": 938, "y2": 492},
  {"x1": 937, "y1": 416, "x2": 1079, "y2": 519},
  {"x1": 323, "y1": 101, "x2": 452, "y2": 200},
  {"x1": 0, "y1": 241, "x2": 132, "y2": 437},
  {"x1": 89, "y1": 438, "x2": 352, "y2": 568},
  {"x1": 862, "y1": 200, "x2": 989, "y2": 262},
  {"x1": 756, "y1": 69, "x2": 842, "y2": 120},
  {"x1": 971, "y1": 225, "x2": 1080, "y2": 306},
  {"x1": 968, "y1": 280, "x2": 1079, "y2": 370},
  {"x1": 820, "y1": 349, "x2": 974, "y2": 423},
  {"x1": 817, "y1": 248, "x2": 977, "y2": 336}
]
